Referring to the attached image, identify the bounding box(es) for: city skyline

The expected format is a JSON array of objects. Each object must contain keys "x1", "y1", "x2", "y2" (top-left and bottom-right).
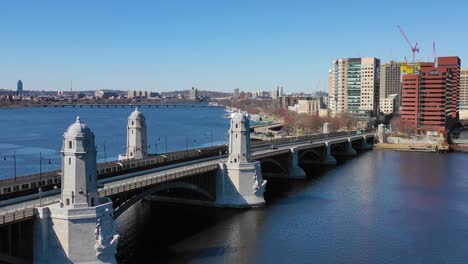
[{"x1": 1, "y1": 0, "x2": 467, "y2": 92}]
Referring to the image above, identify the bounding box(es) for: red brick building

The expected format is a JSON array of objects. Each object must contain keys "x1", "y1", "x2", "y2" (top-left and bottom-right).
[
  {"x1": 401, "y1": 56, "x2": 460, "y2": 134},
  {"x1": 401, "y1": 74, "x2": 419, "y2": 128}
]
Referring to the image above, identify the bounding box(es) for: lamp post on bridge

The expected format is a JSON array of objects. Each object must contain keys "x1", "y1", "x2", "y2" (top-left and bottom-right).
[
  {"x1": 3, "y1": 151, "x2": 17, "y2": 181},
  {"x1": 38, "y1": 152, "x2": 52, "y2": 206},
  {"x1": 99, "y1": 141, "x2": 107, "y2": 164}
]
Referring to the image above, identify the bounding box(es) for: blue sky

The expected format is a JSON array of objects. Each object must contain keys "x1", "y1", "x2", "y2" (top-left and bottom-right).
[{"x1": 0, "y1": 0, "x2": 466, "y2": 93}]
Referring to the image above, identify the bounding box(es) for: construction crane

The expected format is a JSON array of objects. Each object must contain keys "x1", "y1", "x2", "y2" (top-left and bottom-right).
[
  {"x1": 397, "y1": 25, "x2": 419, "y2": 62},
  {"x1": 433, "y1": 41, "x2": 437, "y2": 65}
]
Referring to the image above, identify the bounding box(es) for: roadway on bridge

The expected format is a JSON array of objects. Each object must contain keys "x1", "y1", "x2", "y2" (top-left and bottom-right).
[{"x1": 0, "y1": 132, "x2": 373, "y2": 225}]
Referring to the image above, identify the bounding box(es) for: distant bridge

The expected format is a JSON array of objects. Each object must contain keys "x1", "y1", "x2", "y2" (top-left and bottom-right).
[{"x1": 35, "y1": 103, "x2": 223, "y2": 108}]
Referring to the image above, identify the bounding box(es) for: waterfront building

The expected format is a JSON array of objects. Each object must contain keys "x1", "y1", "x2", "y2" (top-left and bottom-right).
[
  {"x1": 401, "y1": 57, "x2": 460, "y2": 134},
  {"x1": 17, "y1": 80, "x2": 23, "y2": 96},
  {"x1": 380, "y1": 61, "x2": 402, "y2": 109},
  {"x1": 128, "y1": 90, "x2": 148, "y2": 100},
  {"x1": 95, "y1": 90, "x2": 118, "y2": 99},
  {"x1": 460, "y1": 68, "x2": 468, "y2": 119},
  {"x1": 189, "y1": 87, "x2": 198, "y2": 101},
  {"x1": 328, "y1": 57, "x2": 380, "y2": 117}
]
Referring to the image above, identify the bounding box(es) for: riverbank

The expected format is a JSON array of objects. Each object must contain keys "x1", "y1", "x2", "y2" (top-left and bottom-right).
[{"x1": 375, "y1": 142, "x2": 449, "y2": 152}]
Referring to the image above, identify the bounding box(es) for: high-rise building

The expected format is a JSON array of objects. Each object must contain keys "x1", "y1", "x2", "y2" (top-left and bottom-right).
[
  {"x1": 271, "y1": 85, "x2": 284, "y2": 100},
  {"x1": 189, "y1": 87, "x2": 198, "y2": 101},
  {"x1": 380, "y1": 61, "x2": 401, "y2": 111},
  {"x1": 328, "y1": 57, "x2": 380, "y2": 117},
  {"x1": 438, "y1": 57, "x2": 461, "y2": 118},
  {"x1": 460, "y1": 68, "x2": 468, "y2": 119},
  {"x1": 17, "y1": 80, "x2": 23, "y2": 96},
  {"x1": 461, "y1": 69, "x2": 468, "y2": 107},
  {"x1": 233, "y1": 88, "x2": 240, "y2": 99},
  {"x1": 401, "y1": 57, "x2": 460, "y2": 134}
]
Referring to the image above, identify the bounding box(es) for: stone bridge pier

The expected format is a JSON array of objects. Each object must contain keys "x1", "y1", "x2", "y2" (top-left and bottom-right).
[
  {"x1": 214, "y1": 112, "x2": 266, "y2": 208},
  {"x1": 288, "y1": 147, "x2": 307, "y2": 179},
  {"x1": 34, "y1": 117, "x2": 119, "y2": 264},
  {"x1": 330, "y1": 139, "x2": 357, "y2": 157},
  {"x1": 299, "y1": 143, "x2": 337, "y2": 166}
]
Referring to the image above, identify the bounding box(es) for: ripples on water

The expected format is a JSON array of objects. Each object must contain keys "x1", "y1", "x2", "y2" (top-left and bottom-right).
[{"x1": 116, "y1": 151, "x2": 468, "y2": 264}]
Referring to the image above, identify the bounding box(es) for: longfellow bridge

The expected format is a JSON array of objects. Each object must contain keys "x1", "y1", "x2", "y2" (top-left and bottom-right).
[{"x1": 0, "y1": 109, "x2": 376, "y2": 263}]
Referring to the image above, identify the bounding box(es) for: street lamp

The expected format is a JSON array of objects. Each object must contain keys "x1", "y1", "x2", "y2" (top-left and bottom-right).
[
  {"x1": 38, "y1": 152, "x2": 52, "y2": 206},
  {"x1": 99, "y1": 141, "x2": 107, "y2": 164},
  {"x1": 3, "y1": 151, "x2": 17, "y2": 181}
]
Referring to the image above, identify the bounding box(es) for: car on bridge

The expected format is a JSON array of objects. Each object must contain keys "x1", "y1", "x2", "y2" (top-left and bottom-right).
[{"x1": 269, "y1": 144, "x2": 278, "y2": 149}]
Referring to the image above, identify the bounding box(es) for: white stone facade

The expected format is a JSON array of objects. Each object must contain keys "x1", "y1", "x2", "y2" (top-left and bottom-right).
[
  {"x1": 35, "y1": 117, "x2": 118, "y2": 264},
  {"x1": 61, "y1": 117, "x2": 98, "y2": 208},
  {"x1": 119, "y1": 108, "x2": 147, "y2": 160},
  {"x1": 216, "y1": 112, "x2": 266, "y2": 207}
]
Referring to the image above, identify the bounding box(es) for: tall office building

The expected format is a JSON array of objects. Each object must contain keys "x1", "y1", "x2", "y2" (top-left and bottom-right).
[
  {"x1": 460, "y1": 69, "x2": 468, "y2": 119},
  {"x1": 233, "y1": 88, "x2": 240, "y2": 99},
  {"x1": 271, "y1": 85, "x2": 284, "y2": 100},
  {"x1": 401, "y1": 57, "x2": 460, "y2": 134},
  {"x1": 17, "y1": 80, "x2": 23, "y2": 96},
  {"x1": 380, "y1": 61, "x2": 401, "y2": 111},
  {"x1": 438, "y1": 57, "x2": 461, "y2": 118},
  {"x1": 189, "y1": 87, "x2": 198, "y2": 101},
  {"x1": 328, "y1": 57, "x2": 380, "y2": 117}
]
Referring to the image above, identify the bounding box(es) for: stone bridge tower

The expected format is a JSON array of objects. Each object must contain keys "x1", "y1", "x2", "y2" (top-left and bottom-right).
[
  {"x1": 216, "y1": 112, "x2": 266, "y2": 207},
  {"x1": 119, "y1": 108, "x2": 148, "y2": 160},
  {"x1": 35, "y1": 117, "x2": 119, "y2": 264},
  {"x1": 61, "y1": 116, "x2": 98, "y2": 207}
]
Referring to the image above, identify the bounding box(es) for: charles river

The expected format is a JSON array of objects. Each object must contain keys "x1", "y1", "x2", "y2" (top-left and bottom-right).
[{"x1": 1, "y1": 105, "x2": 468, "y2": 264}]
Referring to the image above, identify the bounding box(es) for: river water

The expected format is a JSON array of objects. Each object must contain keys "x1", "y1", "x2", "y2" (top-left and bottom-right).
[
  {"x1": 116, "y1": 150, "x2": 468, "y2": 264},
  {"x1": 0, "y1": 105, "x2": 230, "y2": 179},
  {"x1": 2, "y1": 107, "x2": 468, "y2": 263}
]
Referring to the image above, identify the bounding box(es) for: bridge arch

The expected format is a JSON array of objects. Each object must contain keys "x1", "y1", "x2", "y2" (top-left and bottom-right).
[
  {"x1": 299, "y1": 148, "x2": 323, "y2": 161},
  {"x1": 259, "y1": 158, "x2": 288, "y2": 174},
  {"x1": 113, "y1": 181, "x2": 214, "y2": 218}
]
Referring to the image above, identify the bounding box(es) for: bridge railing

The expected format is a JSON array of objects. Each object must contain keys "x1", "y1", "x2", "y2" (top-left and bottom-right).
[{"x1": 251, "y1": 131, "x2": 366, "y2": 148}]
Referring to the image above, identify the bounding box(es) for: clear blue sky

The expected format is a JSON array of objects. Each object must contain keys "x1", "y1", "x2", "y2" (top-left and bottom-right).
[{"x1": 1, "y1": 0, "x2": 466, "y2": 93}]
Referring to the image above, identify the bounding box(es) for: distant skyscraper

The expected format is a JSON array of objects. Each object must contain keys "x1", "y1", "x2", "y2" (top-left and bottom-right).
[
  {"x1": 233, "y1": 88, "x2": 240, "y2": 99},
  {"x1": 189, "y1": 87, "x2": 198, "y2": 101},
  {"x1": 271, "y1": 85, "x2": 284, "y2": 100},
  {"x1": 380, "y1": 61, "x2": 401, "y2": 110},
  {"x1": 17, "y1": 80, "x2": 23, "y2": 96},
  {"x1": 328, "y1": 57, "x2": 380, "y2": 117}
]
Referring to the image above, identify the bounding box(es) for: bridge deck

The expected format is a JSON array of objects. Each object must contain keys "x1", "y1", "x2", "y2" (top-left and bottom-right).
[{"x1": 0, "y1": 132, "x2": 375, "y2": 225}]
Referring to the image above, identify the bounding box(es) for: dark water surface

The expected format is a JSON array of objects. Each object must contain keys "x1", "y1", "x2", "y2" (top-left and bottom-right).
[
  {"x1": 116, "y1": 150, "x2": 468, "y2": 264},
  {"x1": 0, "y1": 106, "x2": 230, "y2": 179}
]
